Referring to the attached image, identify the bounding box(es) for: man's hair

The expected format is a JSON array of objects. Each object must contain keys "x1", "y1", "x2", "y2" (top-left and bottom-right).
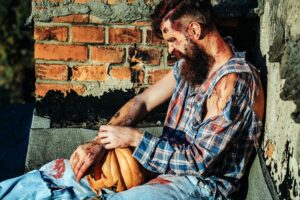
[{"x1": 151, "y1": 0, "x2": 214, "y2": 39}]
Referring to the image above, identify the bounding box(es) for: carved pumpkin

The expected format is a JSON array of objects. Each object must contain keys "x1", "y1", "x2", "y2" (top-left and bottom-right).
[{"x1": 87, "y1": 148, "x2": 145, "y2": 194}]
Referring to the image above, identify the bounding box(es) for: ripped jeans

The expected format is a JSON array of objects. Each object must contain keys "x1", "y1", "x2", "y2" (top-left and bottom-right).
[{"x1": 0, "y1": 159, "x2": 225, "y2": 200}]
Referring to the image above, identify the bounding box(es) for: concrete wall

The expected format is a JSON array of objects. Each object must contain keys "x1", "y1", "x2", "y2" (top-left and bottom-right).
[{"x1": 259, "y1": 0, "x2": 300, "y2": 199}]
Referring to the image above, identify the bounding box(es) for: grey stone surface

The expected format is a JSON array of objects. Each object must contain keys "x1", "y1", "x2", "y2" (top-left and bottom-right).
[
  {"x1": 142, "y1": 126, "x2": 163, "y2": 137},
  {"x1": 246, "y1": 156, "x2": 274, "y2": 200},
  {"x1": 26, "y1": 127, "x2": 277, "y2": 200},
  {"x1": 31, "y1": 113, "x2": 51, "y2": 129},
  {"x1": 26, "y1": 128, "x2": 97, "y2": 170},
  {"x1": 26, "y1": 127, "x2": 163, "y2": 170}
]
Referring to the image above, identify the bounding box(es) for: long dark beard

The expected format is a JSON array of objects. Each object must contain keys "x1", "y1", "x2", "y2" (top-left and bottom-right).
[{"x1": 176, "y1": 41, "x2": 214, "y2": 87}]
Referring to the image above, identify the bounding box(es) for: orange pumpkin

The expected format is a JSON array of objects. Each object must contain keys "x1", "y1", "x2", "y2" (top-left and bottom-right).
[{"x1": 87, "y1": 148, "x2": 145, "y2": 195}]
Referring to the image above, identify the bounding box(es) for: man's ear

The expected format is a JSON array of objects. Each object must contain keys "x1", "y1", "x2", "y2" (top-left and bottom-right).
[{"x1": 187, "y1": 22, "x2": 201, "y2": 40}]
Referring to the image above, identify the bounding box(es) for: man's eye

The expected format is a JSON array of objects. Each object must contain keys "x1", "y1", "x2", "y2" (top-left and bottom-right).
[{"x1": 168, "y1": 38, "x2": 176, "y2": 42}]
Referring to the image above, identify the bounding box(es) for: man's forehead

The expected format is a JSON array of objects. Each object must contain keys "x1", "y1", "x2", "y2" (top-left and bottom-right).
[
  {"x1": 160, "y1": 19, "x2": 187, "y2": 40},
  {"x1": 161, "y1": 17, "x2": 193, "y2": 35},
  {"x1": 160, "y1": 19, "x2": 172, "y2": 34}
]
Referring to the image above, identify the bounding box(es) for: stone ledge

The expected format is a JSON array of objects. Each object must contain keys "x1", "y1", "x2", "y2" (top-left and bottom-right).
[
  {"x1": 25, "y1": 126, "x2": 277, "y2": 200},
  {"x1": 31, "y1": 112, "x2": 51, "y2": 129},
  {"x1": 246, "y1": 155, "x2": 274, "y2": 200},
  {"x1": 26, "y1": 126, "x2": 163, "y2": 170}
]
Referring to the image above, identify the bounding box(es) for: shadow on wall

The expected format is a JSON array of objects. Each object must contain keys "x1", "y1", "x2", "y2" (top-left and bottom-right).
[
  {"x1": 0, "y1": 103, "x2": 34, "y2": 181},
  {"x1": 35, "y1": 89, "x2": 169, "y2": 129}
]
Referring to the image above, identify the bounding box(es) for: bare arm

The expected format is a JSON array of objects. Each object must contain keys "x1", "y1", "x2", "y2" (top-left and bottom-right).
[
  {"x1": 203, "y1": 73, "x2": 238, "y2": 121},
  {"x1": 204, "y1": 73, "x2": 264, "y2": 121},
  {"x1": 98, "y1": 70, "x2": 176, "y2": 148},
  {"x1": 107, "y1": 70, "x2": 176, "y2": 126},
  {"x1": 70, "y1": 70, "x2": 176, "y2": 181}
]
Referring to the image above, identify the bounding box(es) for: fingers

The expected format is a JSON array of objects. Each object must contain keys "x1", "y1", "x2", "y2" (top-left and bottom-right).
[
  {"x1": 69, "y1": 142, "x2": 106, "y2": 182},
  {"x1": 97, "y1": 131, "x2": 109, "y2": 139},
  {"x1": 74, "y1": 159, "x2": 84, "y2": 180},
  {"x1": 70, "y1": 151, "x2": 76, "y2": 164},
  {"x1": 99, "y1": 137, "x2": 110, "y2": 144},
  {"x1": 97, "y1": 134, "x2": 115, "y2": 149},
  {"x1": 97, "y1": 126, "x2": 110, "y2": 141},
  {"x1": 76, "y1": 160, "x2": 92, "y2": 181},
  {"x1": 70, "y1": 151, "x2": 75, "y2": 160},
  {"x1": 103, "y1": 143, "x2": 115, "y2": 150},
  {"x1": 71, "y1": 152, "x2": 93, "y2": 181},
  {"x1": 98, "y1": 135, "x2": 116, "y2": 149},
  {"x1": 70, "y1": 152, "x2": 79, "y2": 171},
  {"x1": 99, "y1": 125, "x2": 112, "y2": 132}
]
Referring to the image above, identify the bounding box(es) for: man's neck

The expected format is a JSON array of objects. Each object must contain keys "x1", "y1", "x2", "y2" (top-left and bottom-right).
[{"x1": 197, "y1": 31, "x2": 234, "y2": 77}]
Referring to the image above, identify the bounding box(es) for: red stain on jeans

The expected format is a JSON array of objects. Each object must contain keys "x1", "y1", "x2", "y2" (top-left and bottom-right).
[
  {"x1": 146, "y1": 177, "x2": 172, "y2": 185},
  {"x1": 51, "y1": 159, "x2": 66, "y2": 179}
]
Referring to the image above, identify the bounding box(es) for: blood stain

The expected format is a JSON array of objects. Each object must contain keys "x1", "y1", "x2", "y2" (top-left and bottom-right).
[
  {"x1": 146, "y1": 177, "x2": 172, "y2": 185},
  {"x1": 51, "y1": 159, "x2": 66, "y2": 179}
]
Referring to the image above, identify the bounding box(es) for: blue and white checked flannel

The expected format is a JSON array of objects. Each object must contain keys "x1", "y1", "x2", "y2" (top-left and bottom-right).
[{"x1": 133, "y1": 49, "x2": 263, "y2": 197}]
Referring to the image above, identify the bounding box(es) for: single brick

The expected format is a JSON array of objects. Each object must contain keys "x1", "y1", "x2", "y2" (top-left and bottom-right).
[
  {"x1": 72, "y1": 65, "x2": 107, "y2": 81},
  {"x1": 109, "y1": 27, "x2": 142, "y2": 44},
  {"x1": 91, "y1": 47, "x2": 125, "y2": 63},
  {"x1": 129, "y1": 46, "x2": 162, "y2": 65},
  {"x1": 36, "y1": 64, "x2": 68, "y2": 81},
  {"x1": 52, "y1": 14, "x2": 89, "y2": 23},
  {"x1": 72, "y1": 26, "x2": 105, "y2": 43},
  {"x1": 34, "y1": 26, "x2": 68, "y2": 42},
  {"x1": 146, "y1": 29, "x2": 166, "y2": 45},
  {"x1": 35, "y1": 44, "x2": 88, "y2": 61},
  {"x1": 89, "y1": 15, "x2": 105, "y2": 24},
  {"x1": 107, "y1": 0, "x2": 122, "y2": 4},
  {"x1": 35, "y1": 83, "x2": 86, "y2": 97},
  {"x1": 110, "y1": 67, "x2": 132, "y2": 80},
  {"x1": 131, "y1": 21, "x2": 151, "y2": 26},
  {"x1": 148, "y1": 69, "x2": 171, "y2": 84},
  {"x1": 74, "y1": 0, "x2": 89, "y2": 3}
]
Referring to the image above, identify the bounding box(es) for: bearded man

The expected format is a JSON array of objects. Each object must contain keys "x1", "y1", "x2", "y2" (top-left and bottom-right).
[{"x1": 0, "y1": 0, "x2": 264, "y2": 199}]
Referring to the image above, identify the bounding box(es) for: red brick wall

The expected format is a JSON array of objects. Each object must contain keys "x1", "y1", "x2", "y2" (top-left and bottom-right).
[{"x1": 34, "y1": 0, "x2": 173, "y2": 98}]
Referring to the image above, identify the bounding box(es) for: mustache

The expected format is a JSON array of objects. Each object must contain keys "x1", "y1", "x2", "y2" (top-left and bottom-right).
[{"x1": 170, "y1": 49, "x2": 185, "y2": 59}]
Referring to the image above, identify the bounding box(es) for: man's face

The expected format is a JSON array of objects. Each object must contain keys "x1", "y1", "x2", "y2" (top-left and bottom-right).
[
  {"x1": 161, "y1": 19, "x2": 212, "y2": 86},
  {"x1": 161, "y1": 19, "x2": 189, "y2": 58}
]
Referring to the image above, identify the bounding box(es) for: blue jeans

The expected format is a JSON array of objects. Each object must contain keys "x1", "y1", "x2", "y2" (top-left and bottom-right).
[
  {"x1": 0, "y1": 159, "x2": 96, "y2": 200},
  {"x1": 0, "y1": 159, "x2": 224, "y2": 200},
  {"x1": 101, "y1": 174, "x2": 224, "y2": 200}
]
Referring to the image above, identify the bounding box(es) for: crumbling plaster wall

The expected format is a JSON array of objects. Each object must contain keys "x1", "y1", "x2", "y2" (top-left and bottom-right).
[{"x1": 259, "y1": 0, "x2": 300, "y2": 199}]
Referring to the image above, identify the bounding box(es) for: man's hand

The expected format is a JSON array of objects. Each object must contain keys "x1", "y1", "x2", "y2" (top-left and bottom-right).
[
  {"x1": 97, "y1": 125, "x2": 142, "y2": 149},
  {"x1": 70, "y1": 141, "x2": 105, "y2": 181}
]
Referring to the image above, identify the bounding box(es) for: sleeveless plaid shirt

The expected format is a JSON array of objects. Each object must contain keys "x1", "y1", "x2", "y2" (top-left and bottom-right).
[{"x1": 133, "y1": 48, "x2": 263, "y2": 198}]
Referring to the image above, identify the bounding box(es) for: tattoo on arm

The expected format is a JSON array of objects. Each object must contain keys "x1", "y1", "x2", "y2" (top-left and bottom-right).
[
  {"x1": 107, "y1": 97, "x2": 147, "y2": 126},
  {"x1": 204, "y1": 74, "x2": 237, "y2": 119}
]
